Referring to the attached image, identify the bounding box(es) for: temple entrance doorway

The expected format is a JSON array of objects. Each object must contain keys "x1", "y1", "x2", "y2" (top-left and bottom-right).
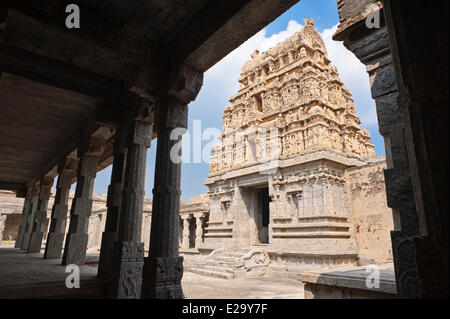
[{"x1": 255, "y1": 186, "x2": 270, "y2": 245}]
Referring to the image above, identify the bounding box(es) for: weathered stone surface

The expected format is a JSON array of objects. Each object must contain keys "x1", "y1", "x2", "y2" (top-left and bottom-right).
[
  {"x1": 98, "y1": 126, "x2": 128, "y2": 278},
  {"x1": 28, "y1": 176, "x2": 54, "y2": 253},
  {"x1": 142, "y1": 256, "x2": 184, "y2": 299},
  {"x1": 62, "y1": 139, "x2": 106, "y2": 265},
  {"x1": 44, "y1": 156, "x2": 78, "y2": 259}
]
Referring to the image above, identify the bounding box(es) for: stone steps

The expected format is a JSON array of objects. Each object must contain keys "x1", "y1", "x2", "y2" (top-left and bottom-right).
[
  {"x1": 199, "y1": 265, "x2": 235, "y2": 274},
  {"x1": 214, "y1": 256, "x2": 237, "y2": 263},
  {"x1": 190, "y1": 267, "x2": 234, "y2": 279}
]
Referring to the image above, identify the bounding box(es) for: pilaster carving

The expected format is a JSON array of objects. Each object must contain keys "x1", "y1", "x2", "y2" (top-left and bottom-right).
[{"x1": 142, "y1": 256, "x2": 184, "y2": 299}]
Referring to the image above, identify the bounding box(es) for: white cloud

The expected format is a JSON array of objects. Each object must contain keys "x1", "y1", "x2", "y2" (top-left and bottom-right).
[{"x1": 197, "y1": 20, "x2": 378, "y2": 129}]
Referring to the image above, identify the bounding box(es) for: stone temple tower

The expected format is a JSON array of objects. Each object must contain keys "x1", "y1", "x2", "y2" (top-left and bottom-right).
[{"x1": 201, "y1": 18, "x2": 376, "y2": 271}]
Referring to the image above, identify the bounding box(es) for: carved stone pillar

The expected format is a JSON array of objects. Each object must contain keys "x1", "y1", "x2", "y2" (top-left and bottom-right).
[
  {"x1": 141, "y1": 98, "x2": 187, "y2": 299},
  {"x1": 28, "y1": 176, "x2": 55, "y2": 252},
  {"x1": 62, "y1": 139, "x2": 105, "y2": 265},
  {"x1": 14, "y1": 189, "x2": 32, "y2": 248},
  {"x1": 108, "y1": 97, "x2": 153, "y2": 299},
  {"x1": 44, "y1": 156, "x2": 78, "y2": 259},
  {"x1": 194, "y1": 213, "x2": 205, "y2": 249},
  {"x1": 20, "y1": 184, "x2": 40, "y2": 250},
  {"x1": 180, "y1": 215, "x2": 191, "y2": 250},
  {"x1": 142, "y1": 65, "x2": 203, "y2": 299},
  {"x1": 333, "y1": 3, "x2": 421, "y2": 297},
  {"x1": 98, "y1": 127, "x2": 128, "y2": 278}
]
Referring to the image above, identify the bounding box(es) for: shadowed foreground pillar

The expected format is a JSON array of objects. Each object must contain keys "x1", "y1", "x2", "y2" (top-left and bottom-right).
[
  {"x1": 20, "y1": 184, "x2": 40, "y2": 250},
  {"x1": 44, "y1": 156, "x2": 78, "y2": 259},
  {"x1": 98, "y1": 126, "x2": 128, "y2": 278},
  {"x1": 108, "y1": 97, "x2": 153, "y2": 298},
  {"x1": 62, "y1": 140, "x2": 105, "y2": 265},
  {"x1": 142, "y1": 97, "x2": 187, "y2": 299},
  {"x1": 15, "y1": 189, "x2": 32, "y2": 248},
  {"x1": 142, "y1": 65, "x2": 203, "y2": 299},
  {"x1": 28, "y1": 176, "x2": 55, "y2": 252}
]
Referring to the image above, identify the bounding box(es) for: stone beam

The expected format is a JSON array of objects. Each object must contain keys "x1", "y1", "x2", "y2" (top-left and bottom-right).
[
  {"x1": 0, "y1": 46, "x2": 124, "y2": 101},
  {"x1": 171, "y1": 0, "x2": 301, "y2": 72},
  {"x1": 0, "y1": 182, "x2": 25, "y2": 193}
]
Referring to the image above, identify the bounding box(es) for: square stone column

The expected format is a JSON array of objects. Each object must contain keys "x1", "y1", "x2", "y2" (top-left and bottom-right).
[
  {"x1": 194, "y1": 213, "x2": 206, "y2": 249},
  {"x1": 28, "y1": 176, "x2": 55, "y2": 252},
  {"x1": 44, "y1": 156, "x2": 78, "y2": 259},
  {"x1": 141, "y1": 65, "x2": 203, "y2": 299},
  {"x1": 98, "y1": 126, "x2": 128, "y2": 278},
  {"x1": 108, "y1": 96, "x2": 154, "y2": 299},
  {"x1": 20, "y1": 184, "x2": 40, "y2": 250},
  {"x1": 62, "y1": 139, "x2": 105, "y2": 265},
  {"x1": 180, "y1": 214, "x2": 191, "y2": 250},
  {"x1": 14, "y1": 189, "x2": 32, "y2": 248}
]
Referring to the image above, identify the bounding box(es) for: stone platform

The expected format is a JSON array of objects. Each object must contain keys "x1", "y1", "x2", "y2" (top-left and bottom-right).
[
  {"x1": 0, "y1": 246, "x2": 107, "y2": 298},
  {"x1": 298, "y1": 263, "x2": 397, "y2": 299}
]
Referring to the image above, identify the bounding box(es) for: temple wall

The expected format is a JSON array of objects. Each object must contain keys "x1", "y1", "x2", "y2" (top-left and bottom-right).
[{"x1": 344, "y1": 157, "x2": 394, "y2": 265}]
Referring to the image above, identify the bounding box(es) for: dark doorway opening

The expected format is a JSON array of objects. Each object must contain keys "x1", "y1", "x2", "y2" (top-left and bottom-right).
[{"x1": 257, "y1": 187, "x2": 270, "y2": 244}]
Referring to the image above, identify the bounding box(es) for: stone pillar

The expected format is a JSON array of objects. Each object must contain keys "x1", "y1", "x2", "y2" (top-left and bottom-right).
[
  {"x1": 0, "y1": 215, "x2": 6, "y2": 245},
  {"x1": 142, "y1": 65, "x2": 203, "y2": 299},
  {"x1": 98, "y1": 126, "x2": 128, "y2": 278},
  {"x1": 44, "y1": 156, "x2": 78, "y2": 259},
  {"x1": 180, "y1": 215, "x2": 191, "y2": 250},
  {"x1": 62, "y1": 139, "x2": 105, "y2": 265},
  {"x1": 383, "y1": 0, "x2": 449, "y2": 298},
  {"x1": 28, "y1": 176, "x2": 55, "y2": 252},
  {"x1": 20, "y1": 184, "x2": 40, "y2": 250},
  {"x1": 108, "y1": 96, "x2": 153, "y2": 299},
  {"x1": 142, "y1": 97, "x2": 187, "y2": 299},
  {"x1": 333, "y1": 3, "x2": 421, "y2": 297},
  {"x1": 194, "y1": 213, "x2": 205, "y2": 249},
  {"x1": 14, "y1": 190, "x2": 32, "y2": 248}
]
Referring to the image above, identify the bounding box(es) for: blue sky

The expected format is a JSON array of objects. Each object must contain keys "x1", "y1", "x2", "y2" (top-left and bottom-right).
[{"x1": 87, "y1": 0, "x2": 385, "y2": 202}]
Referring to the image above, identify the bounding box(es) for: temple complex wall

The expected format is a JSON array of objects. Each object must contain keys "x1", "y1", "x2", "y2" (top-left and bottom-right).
[{"x1": 345, "y1": 156, "x2": 394, "y2": 265}]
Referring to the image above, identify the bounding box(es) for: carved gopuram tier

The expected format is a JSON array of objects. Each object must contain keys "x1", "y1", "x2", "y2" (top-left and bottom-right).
[{"x1": 203, "y1": 19, "x2": 377, "y2": 271}]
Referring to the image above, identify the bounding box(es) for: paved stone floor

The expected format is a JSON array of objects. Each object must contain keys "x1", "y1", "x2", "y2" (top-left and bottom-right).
[
  {"x1": 0, "y1": 246, "x2": 105, "y2": 298},
  {"x1": 182, "y1": 272, "x2": 305, "y2": 299},
  {"x1": 0, "y1": 245, "x2": 305, "y2": 299}
]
